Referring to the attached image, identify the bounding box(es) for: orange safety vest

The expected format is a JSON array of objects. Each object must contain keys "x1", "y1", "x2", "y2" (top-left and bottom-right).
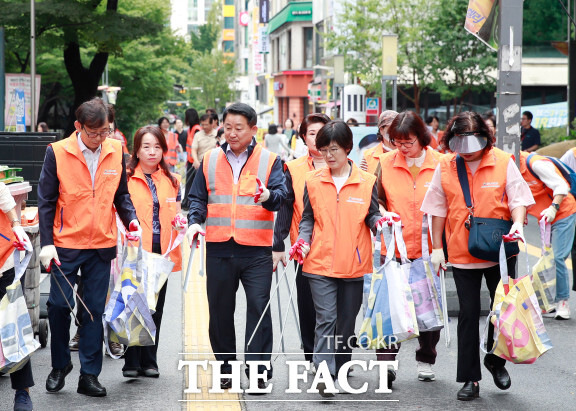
[
  {"x1": 519, "y1": 151, "x2": 576, "y2": 223},
  {"x1": 203, "y1": 144, "x2": 276, "y2": 246},
  {"x1": 363, "y1": 143, "x2": 386, "y2": 175},
  {"x1": 379, "y1": 148, "x2": 442, "y2": 259},
  {"x1": 440, "y1": 148, "x2": 512, "y2": 264},
  {"x1": 0, "y1": 212, "x2": 16, "y2": 269},
  {"x1": 165, "y1": 131, "x2": 179, "y2": 166},
  {"x1": 302, "y1": 163, "x2": 376, "y2": 278},
  {"x1": 51, "y1": 133, "x2": 123, "y2": 249},
  {"x1": 186, "y1": 125, "x2": 202, "y2": 164},
  {"x1": 285, "y1": 155, "x2": 315, "y2": 245},
  {"x1": 128, "y1": 165, "x2": 182, "y2": 271}
]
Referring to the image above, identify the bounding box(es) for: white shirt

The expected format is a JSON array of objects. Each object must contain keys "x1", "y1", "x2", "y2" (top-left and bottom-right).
[
  {"x1": 225, "y1": 144, "x2": 249, "y2": 184},
  {"x1": 332, "y1": 175, "x2": 348, "y2": 193},
  {"x1": 530, "y1": 159, "x2": 569, "y2": 197},
  {"x1": 77, "y1": 133, "x2": 102, "y2": 189}
]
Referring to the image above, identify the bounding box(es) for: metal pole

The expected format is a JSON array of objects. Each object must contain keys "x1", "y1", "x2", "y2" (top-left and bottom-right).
[
  {"x1": 392, "y1": 78, "x2": 397, "y2": 112},
  {"x1": 30, "y1": 0, "x2": 36, "y2": 130},
  {"x1": 382, "y1": 78, "x2": 387, "y2": 111},
  {"x1": 495, "y1": 0, "x2": 523, "y2": 167},
  {"x1": 0, "y1": 27, "x2": 5, "y2": 131}
]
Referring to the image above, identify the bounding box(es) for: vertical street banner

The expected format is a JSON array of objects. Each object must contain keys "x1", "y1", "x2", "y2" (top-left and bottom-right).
[
  {"x1": 4, "y1": 73, "x2": 41, "y2": 130},
  {"x1": 465, "y1": 0, "x2": 499, "y2": 50},
  {"x1": 14, "y1": 89, "x2": 26, "y2": 132},
  {"x1": 260, "y1": 0, "x2": 270, "y2": 23}
]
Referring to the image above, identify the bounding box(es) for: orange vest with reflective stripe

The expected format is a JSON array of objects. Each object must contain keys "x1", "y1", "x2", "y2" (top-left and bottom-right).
[
  {"x1": 0, "y1": 212, "x2": 15, "y2": 268},
  {"x1": 128, "y1": 165, "x2": 182, "y2": 271},
  {"x1": 186, "y1": 125, "x2": 202, "y2": 163},
  {"x1": 519, "y1": 151, "x2": 576, "y2": 223},
  {"x1": 203, "y1": 144, "x2": 276, "y2": 246},
  {"x1": 303, "y1": 163, "x2": 376, "y2": 278},
  {"x1": 363, "y1": 143, "x2": 386, "y2": 175},
  {"x1": 379, "y1": 148, "x2": 442, "y2": 259},
  {"x1": 440, "y1": 148, "x2": 512, "y2": 264},
  {"x1": 165, "y1": 131, "x2": 178, "y2": 166},
  {"x1": 51, "y1": 133, "x2": 123, "y2": 249},
  {"x1": 285, "y1": 155, "x2": 315, "y2": 245}
]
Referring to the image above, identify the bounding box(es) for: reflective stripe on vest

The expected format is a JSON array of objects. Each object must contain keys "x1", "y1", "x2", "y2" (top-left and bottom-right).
[
  {"x1": 203, "y1": 145, "x2": 276, "y2": 246},
  {"x1": 520, "y1": 151, "x2": 576, "y2": 223},
  {"x1": 165, "y1": 132, "x2": 178, "y2": 166}
]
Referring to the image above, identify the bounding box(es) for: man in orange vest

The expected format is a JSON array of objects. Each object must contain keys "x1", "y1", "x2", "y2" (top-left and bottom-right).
[
  {"x1": 186, "y1": 102, "x2": 286, "y2": 392},
  {"x1": 38, "y1": 98, "x2": 140, "y2": 398}
]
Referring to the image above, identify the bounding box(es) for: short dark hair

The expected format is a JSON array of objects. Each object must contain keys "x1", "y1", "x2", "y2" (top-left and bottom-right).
[
  {"x1": 299, "y1": 113, "x2": 330, "y2": 142},
  {"x1": 316, "y1": 120, "x2": 354, "y2": 154},
  {"x1": 222, "y1": 103, "x2": 257, "y2": 127},
  {"x1": 199, "y1": 113, "x2": 212, "y2": 123},
  {"x1": 346, "y1": 118, "x2": 359, "y2": 126},
  {"x1": 210, "y1": 112, "x2": 219, "y2": 125},
  {"x1": 425, "y1": 115, "x2": 439, "y2": 125},
  {"x1": 522, "y1": 111, "x2": 533, "y2": 121},
  {"x1": 268, "y1": 124, "x2": 278, "y2": 134},
  {"x1": 284, "y1": 118, "x2": 294, "y2": 128},
  {"x1": 389, "y1": 111, "x2": 431, "y2": 148},
  {"x1": 75, "y1": 97, "x2": 109, "y2": 129},
  {"x1": 37, "y1": 122, "x2": 49, "y2": 132},
  {"x1": 185, "y1": 108, "x2": 199, "y2": 127},
  {"x1": 482, "y1": 111, "x2": 496, "y2": 126},
  {"x1": 442, "y1": 111, "x2": 494, "y2": 152},
  {"x1": 205, "y1": 108, "x2": 217, "y2": 115},
  {"x1": 157, "y1": 116, "x2": 169, "y2": 127}
]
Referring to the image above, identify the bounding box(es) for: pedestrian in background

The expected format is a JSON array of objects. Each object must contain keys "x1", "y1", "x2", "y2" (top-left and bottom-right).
[
  {"x1": 293, "y1": 120, "x2": 382, "y2": 397},
  {"x1": 264, "y1": 123, "x2": 292, "y2": 161},
  {"x1": 421, "y1": 111, "x2": 533, "y2": 401},
  {"x1": 559, "y1": 147, "x2": 576, "y2": 293},
  {"x1": 376, "y1": 111, "x2": 443, "y2": 386},
  {"x1": 123, "y1": 125, "x2": 184, "y2": 378},
  {"x1": 174, "y1": 118, "x2": 187, "y2": 163},
  {"x1": 272, "y1": 113, "x2": 330, "y2": 370},
  {"x1": 37, "y1": 122, "x2": 49, "y2": 132},
  {"x1": 360, "y1": 110, "x2": 398, "y2": 175},
  {"x1": 521, "y1": 110, "x2": 541, "y2": 152},
  {"x1": 183, "y1": 108, "x2": 201, "y2": 209},
  {"x1": 518, "y1": 150, "x2": 576, "y2": 319},
  {"x1": 191, "y1": 114, "x2": 217, "y2": 171},
  {"x1": 425, "y1": 115, "x2": 443, "y2": 150},
  {"x1": 0, "y1": 181, "x2": 35, "y2": 411},
  {"x1": 186, "y1": 102, "x2": 286, "y2": 391},
  {"x1": 158, "y1": 117, "x2": 181, "y2": 172},
  {"x1": 38, "y1": 98, "x2": 140, "y2": 397}
]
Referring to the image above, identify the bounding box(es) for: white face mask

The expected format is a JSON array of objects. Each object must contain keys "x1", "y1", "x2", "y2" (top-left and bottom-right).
[{"x1": 383, "y1": 133, "x2": 390, "y2": 142}]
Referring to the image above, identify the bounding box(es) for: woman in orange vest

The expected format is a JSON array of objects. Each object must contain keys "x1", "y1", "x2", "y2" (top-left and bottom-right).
[
  {"x1": 272, "y1": 113, "x2": 330, "y2": 369},
  {"x1": 158, "y1": 117, "x2": 182, "y2": 172},
  {"x1": 182, "y1": 109, "x2": 201, "y2": 209},
  {"x1": 376, "y1": 111, "x2": 443, "y2": 386},
  {"x1": 421, "y1": 112, "x2": 534, "y2": 401},
  {"x1": 123, "y1": 125, "x2": 185, "y2": 378},
  {"x1": 359, "y1": 110, "x2": 398, "y2": 175},
  {"x1": 292, "y1": 120, "x2": 383, "y2": 397}
]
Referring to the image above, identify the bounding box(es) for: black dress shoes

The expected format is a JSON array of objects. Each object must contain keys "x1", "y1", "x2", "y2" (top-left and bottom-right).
[
  {"x1": 457, "y1": 381, "x2": 479, "y2": 401},
  {"x1": 77, "y1": 374, "x2": 107, "y2": 397},
  {"x1": 220, "y1": 378, "x2": 232, "y2": 390},
  {"x1": 46, "y1": 362, "x2": 73, "y2": 392},
  {"x1": 484, "y1": 358, "x2": 511, "y2": 390}
]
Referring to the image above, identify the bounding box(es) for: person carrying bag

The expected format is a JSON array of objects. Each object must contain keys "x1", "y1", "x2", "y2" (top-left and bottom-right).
[{"x1": 531, "y1": 217, "x2": 557, "y2": 314}]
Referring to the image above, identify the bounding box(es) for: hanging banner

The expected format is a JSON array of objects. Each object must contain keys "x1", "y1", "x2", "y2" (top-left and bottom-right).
[
  {"x1": 465, "y1": 0, "x2": 499, "y2": 51},
  {"x1": 4, "y1": 74, "x2": 41, "y2": 130},
  {"x1": 14, "y1": 89, "x2": 26, "y2": 132},
  {"x1": 260, "y1": 0, "x2": 270, "y2": 23}
]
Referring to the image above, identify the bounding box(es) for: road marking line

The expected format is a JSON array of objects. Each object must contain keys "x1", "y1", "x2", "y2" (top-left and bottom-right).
[
  {"x1": 182, "y1": 238, "x2": 241, "y2": 410},
  {"x1": 521, "y1": 241, "x2": 572, "y2": 269}
]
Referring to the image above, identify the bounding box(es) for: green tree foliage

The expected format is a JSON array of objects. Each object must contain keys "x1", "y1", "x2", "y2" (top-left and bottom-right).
[
  {"x1": 427, "y1": 0, "x2": 497, "y2": 111},
  {"x1": 187, "y1": 51, "x2": 236, "y2": 111},
  {"x1": 523, "y1": 0, "x2": 567, "y2": 50},
  {"x1": 189, "y1": 1, "x2": 221, "y2": 53}
]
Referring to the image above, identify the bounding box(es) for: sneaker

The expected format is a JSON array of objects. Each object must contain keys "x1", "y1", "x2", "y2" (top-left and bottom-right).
[
  {"x1": 308, "y1": 362, "x2": 316, "y2": 375},
  {"x1": 13, "y1": 389, "x2": 33, "y2": 411},
  {"x1": 542, "y1": 306, "x2": 557, "y2": 318},
  {"x1": 417, "y1": 361, "x2": 435, "y2": 381},
  {"x1": 555, "y1": 300, "x2": 570, "y2": 320}
]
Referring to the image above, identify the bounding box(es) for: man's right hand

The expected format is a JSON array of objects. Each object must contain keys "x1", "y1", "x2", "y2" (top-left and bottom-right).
[
  {"x1": 193, "y1": 162, "x2": 200, "y2": 170},
  {"x1": 39, "y1": 245, "x2": 60, "y2": 271},
  {"x1": 186, "y1": 223, "x2": 205, "y2": 245},
  {"x1": 272, "y1": 251, "x2": 287, "y2": 271}
]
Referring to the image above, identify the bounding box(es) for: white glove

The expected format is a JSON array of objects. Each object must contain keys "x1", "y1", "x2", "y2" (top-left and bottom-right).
[
  {"x1": 508, "y1": 221, "x2": 524, "y2": 240},
  {"x1": 186, "y1": 223, "x2": 205, "y2": 245},
  {"x1": 126, "y1": 219, "x2": 142, "y2": 241},
  {"x1": 540, "y1": 205, "x2": 558, "y2": 224},
  {"x1": 301, "y1": 243, "x2": 310, "y2": 258},
  {"x1": 12, "y1": 225, "x2": 32, "y2": 252},
  {"x1": 39, "y1": 245, "x2": 60, "y2": 271},
  {"x1": 272, "y1": 251, "x2": 287, "y2": 271},
  {"x1": 431, "y1": 248, "x2": 446, "y2": 274},
  {"x1": 172, "y1": 213, "x2": 188, "y2": 231},
  {"x1": 376, "y1": 211, "x2": 401, "y2": 229}
]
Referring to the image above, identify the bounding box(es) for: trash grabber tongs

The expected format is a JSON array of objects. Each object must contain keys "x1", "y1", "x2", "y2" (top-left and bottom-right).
[
  {"x1": 183, "y1": 236, "x2": 199, "y2": 292},
  {"x1": 52, "y1": 263, "x2": 94, "y2": 326}
]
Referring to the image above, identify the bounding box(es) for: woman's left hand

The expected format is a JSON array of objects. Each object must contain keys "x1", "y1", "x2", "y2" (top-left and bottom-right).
[{"x1": 172, "y1": 213, "x2": 188, "y2": 231}]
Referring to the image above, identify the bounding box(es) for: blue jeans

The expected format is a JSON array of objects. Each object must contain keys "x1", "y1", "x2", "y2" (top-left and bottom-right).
[{"x1": 551, "y1": 213, "x2": 576, "y2": 301}]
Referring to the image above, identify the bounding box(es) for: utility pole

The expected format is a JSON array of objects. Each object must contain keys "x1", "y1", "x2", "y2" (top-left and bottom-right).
[
  {"x1": 30, "y1": 0, "x2": 36, "y2": 130},
  {"x1": 569, "y1": 0, "x2": 576, "y2": 131},
  {"x1": 495, "y1": 0, "x2": 523, "y2": 167},
  {"x1": 0, "y1": 27, "x2": 5, "y2": 131}
]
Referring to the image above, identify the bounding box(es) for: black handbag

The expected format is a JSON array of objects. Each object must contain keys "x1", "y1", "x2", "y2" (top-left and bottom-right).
[{"x1": 456, "y1": 155, "x2": 519, "y2": 262}]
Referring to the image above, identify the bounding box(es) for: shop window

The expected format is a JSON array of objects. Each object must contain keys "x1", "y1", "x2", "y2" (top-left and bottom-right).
[
  {"x1": 224, "y1": 17, "x2": 234, "y2": 29},
  {"x1": 304, "y1": 28, "x2": 313, "y2": 68},
  {"x1": 223, "y1": 41, "x2": 234, "y2": 53}
]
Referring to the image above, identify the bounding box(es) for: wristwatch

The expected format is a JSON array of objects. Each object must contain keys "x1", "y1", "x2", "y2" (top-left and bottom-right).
[{"x1": 551, "y1": 203, "x2": 560, "y2": 211}]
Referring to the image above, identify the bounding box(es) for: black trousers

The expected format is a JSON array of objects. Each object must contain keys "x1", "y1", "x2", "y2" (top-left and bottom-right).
[
  {"x1": 181, "y1": 162, "x2": 197, "y2": 208},
  {"x1": 571, "y1": 228, "x2": 576, "y2": 292},
  {"x1": 0, "y1": 267, "x2": 35, "y2": 390},
  {"x1": 452, "y1": 257, "x2": 516, "y2": 383},
  {"x1": 206, "y1": 254, "x2": 273, "y2": 378},
  {"x1": 294, "y1": 261, "x2": 316, "y2": 362},
  {"x1": 124, "y1": 243, "x2": 168, "y2": 371}
]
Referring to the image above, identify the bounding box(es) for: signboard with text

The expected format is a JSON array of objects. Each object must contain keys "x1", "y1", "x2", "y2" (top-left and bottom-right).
[
  {"x1": 366, "y1": 98, "x2": 379, "y2": 116},
  {"x1": 4, "y1": 74, "x2": 41, "y2": 129}
]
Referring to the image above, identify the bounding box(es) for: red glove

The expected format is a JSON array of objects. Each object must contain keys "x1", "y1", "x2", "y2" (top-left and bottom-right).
[
  {"x1": 171, "y1": 214, "x2": 188, "y2": 231},
  {"x1": 126, "y1": 220, "x2": 142, "y2": 241},
  {"x1": 376, "y1": 214, "x2": 401, "y2": 229},
  {"x1": 254, "y1": 177, "x2": 270, "y2": 203},
  {"x1": 502, "y1": 232, "x2": 524, "y2": 243},
  {"x1": 289, "y1": 239, "x2": 309, "y2": 264}
]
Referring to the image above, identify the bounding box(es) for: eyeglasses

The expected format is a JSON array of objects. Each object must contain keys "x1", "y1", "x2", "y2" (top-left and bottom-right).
[
  {"x1": 319, "y1": 147, "x2": 342, "y2": 156},
  {"x1": 391, "y1": 138, "x2": 417, "y2": 148},
  {"x1": 83, "y1": 126, "x2": 112, "y2": 138}
]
